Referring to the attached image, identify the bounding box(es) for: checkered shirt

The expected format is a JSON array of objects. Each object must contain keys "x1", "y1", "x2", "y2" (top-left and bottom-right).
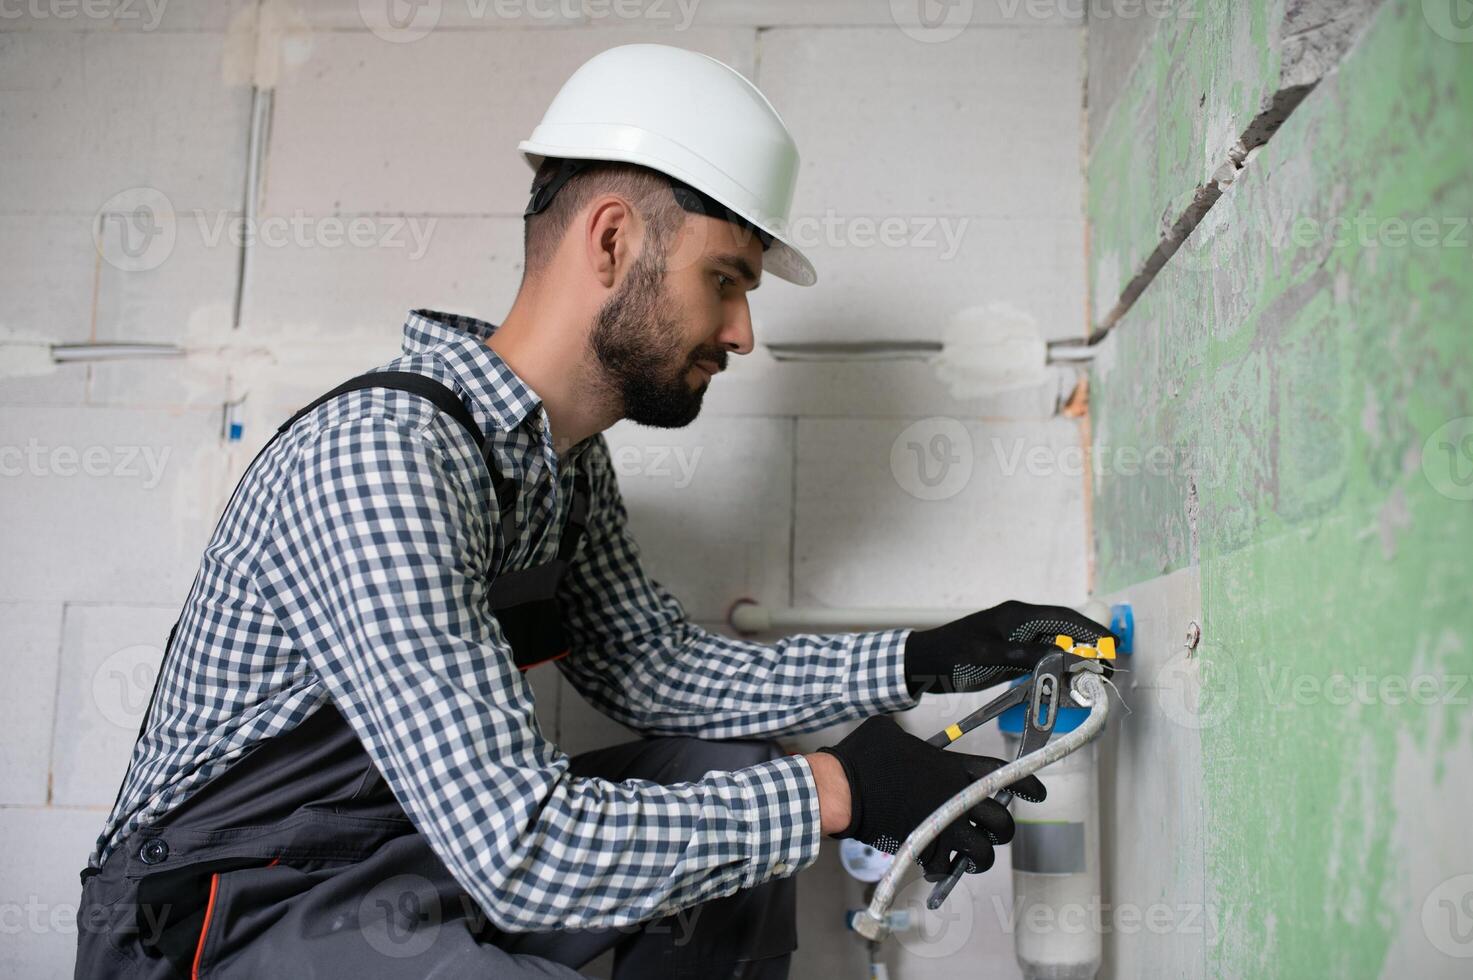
[{"x1": 85, "y1": 309, "x2": 917, "y2": 929}]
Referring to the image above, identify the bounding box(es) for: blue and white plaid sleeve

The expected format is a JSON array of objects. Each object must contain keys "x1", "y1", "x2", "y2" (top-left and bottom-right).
[
  {"x1": 557, "y1": 436, "x2": 919, "y2": 739},
  {"x1": 250, "y1": 415, "x2": 822, "y2": 931}
]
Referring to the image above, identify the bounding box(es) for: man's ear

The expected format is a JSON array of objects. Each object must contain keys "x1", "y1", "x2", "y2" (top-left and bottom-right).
[{"x1": 584, "y1": 197, "x2": 636, "y2": 289}]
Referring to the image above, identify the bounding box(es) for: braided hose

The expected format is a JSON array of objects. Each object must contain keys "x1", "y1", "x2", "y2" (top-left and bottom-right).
[{"x1": 851, "y1": 672, "x2": 1112, "y2": 941}]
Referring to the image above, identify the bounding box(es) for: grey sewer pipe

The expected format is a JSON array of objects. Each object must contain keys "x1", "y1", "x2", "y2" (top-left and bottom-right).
[{"x1": 849, "y1": 671, "x2": 1112, "y2": 942}]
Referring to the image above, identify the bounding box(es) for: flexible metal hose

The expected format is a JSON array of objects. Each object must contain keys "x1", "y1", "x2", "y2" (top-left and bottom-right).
[{"x1": 850, "y1": 672, "x2": 1112, "y2": 941}]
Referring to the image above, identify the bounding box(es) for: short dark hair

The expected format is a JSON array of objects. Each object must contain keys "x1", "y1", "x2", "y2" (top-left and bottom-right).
[{"x1": 521, "y1": 158, "x2": 687, "y2": 282}]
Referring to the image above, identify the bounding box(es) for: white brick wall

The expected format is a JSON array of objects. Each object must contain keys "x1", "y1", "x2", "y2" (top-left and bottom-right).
[{"x1": 1, "y1": 4, "x2": 1088, "y2": 977}]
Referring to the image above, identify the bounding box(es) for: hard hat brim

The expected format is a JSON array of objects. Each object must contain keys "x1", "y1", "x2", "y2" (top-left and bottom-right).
[{"x1": 518, "y1": 141, "x2": 817, "y2": 287}]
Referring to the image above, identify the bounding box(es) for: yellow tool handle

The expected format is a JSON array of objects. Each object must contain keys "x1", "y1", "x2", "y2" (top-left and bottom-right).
[{"x1": 1053, "y1": 633, "x2": 1116, "y2": 660}]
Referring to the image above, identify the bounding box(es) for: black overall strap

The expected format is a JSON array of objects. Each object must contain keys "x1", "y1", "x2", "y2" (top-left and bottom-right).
[
  {"x1": 95, "y1": 371, "x2": 507, "y2": 883},
  {"x1": 483, "y1": 468, "x2": 592, "y2": 671},
  {"x1": 130, "y1": 372, "x2": 510, "y2": 747},
  {"x1": 278, "y1": 370, "x2": 478, "y2": 442},
  {"x1": 278, "y1": 370, "x2": 525, "y2": 518},
  {"x1": 558, "y1": 471, "x2": 592, "y2": 561},
  {"x1": 485, "y1": 471, "x2": 591, "y2": 606}
]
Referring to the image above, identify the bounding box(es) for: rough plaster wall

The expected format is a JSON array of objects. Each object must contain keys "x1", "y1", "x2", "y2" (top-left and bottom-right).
[
  {"x1": 1083, "y1": 0, "x2": 1162, "y2": 152},
  {"x1": 1095, "y1": 567, "x2": 1207, "y2": 977},
  {"x1": 1088, "y1": 0, "x2": 1473, "y2": 975},
  {"x1": 1, "y1": 2, "x2": 1090, "y2": 977},
  {"x1": 1085, "y1": 0, "x2": 1381, "y2": 332}
]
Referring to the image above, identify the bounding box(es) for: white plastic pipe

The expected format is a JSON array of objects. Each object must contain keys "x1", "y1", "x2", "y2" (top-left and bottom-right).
[
  {"x1": 727, "y1": 601, "x2": 965, "y2": 634},
  {"x1": 850, "y1": 672, "x2": 1112, "y2": 941},
  {"x1": 51, "y1": 343, "x2": 185, "y2": 363},
  {"x1": 727, "y1": 600, "x2": 1113, "y2": 636}
]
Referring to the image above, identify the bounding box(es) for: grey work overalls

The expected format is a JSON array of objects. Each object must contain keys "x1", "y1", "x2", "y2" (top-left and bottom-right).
[{"x1": 73, "y1": 373, "x2": 796, "y2": 979}]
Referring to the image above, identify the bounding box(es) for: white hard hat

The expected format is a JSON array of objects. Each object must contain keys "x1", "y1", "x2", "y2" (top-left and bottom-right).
[{"x1": 519, "y1": 43, "x2": 816, "y2": 287}]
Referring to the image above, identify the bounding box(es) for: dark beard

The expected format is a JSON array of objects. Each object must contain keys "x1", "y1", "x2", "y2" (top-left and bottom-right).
[{"x1": 589, "y1": 245, "x2": 720, "y2": 429}]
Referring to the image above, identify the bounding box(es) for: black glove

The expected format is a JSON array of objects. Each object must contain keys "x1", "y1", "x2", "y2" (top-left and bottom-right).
[
  {"x1": 816, "y1": 715, "x2": 1046, "y2": 878},
  {"x1": 904, "y1": 599, "x2": 1118, "y2": 698}
]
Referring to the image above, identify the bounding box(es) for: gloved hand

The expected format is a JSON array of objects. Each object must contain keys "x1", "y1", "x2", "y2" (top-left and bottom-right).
[
  {"x1": 904, "y1": 599, "x2": 1118, "y2": 698},
  {"x1": 816, "y1": 715, "x2": 1046, "y2": 878}
]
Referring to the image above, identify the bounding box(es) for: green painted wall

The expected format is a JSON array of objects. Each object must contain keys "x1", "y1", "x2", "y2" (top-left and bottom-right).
[
  {"x1": 1089, "y1": 0, "x2": 1473, "y2": 974},
  {"x1": 1086, "y1": 0, "x2": 1382, "y2": 326},
  {"x1": 1086, "y1": 0, "x2": 1281, "y2": 322}
]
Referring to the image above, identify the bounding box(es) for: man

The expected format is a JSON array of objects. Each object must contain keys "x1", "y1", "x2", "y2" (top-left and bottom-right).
[{"x1": 75, "y1": 44, "x2": 1114, "y2": 978}]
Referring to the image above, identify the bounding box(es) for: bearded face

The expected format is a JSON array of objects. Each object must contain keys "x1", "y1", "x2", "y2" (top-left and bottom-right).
[{"x1": 588, "y1": 237, "x2": 729, "y2": 429}]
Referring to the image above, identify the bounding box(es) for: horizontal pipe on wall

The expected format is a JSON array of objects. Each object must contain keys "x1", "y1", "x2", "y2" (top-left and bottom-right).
[
  {"x1": 51, "y1": 342, "x2": 185, "y2": 363},
  {"x1": 728, "y1": 598, "x2": 1114, "y2": 636},
  {"x1": 727, "y1": 600, "x2": 963, "y2": 635}
]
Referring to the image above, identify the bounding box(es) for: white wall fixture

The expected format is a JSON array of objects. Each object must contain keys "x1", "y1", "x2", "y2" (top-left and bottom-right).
[{"x1": 761, "y1": 302, "x2": 1101, "y2": 412}]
